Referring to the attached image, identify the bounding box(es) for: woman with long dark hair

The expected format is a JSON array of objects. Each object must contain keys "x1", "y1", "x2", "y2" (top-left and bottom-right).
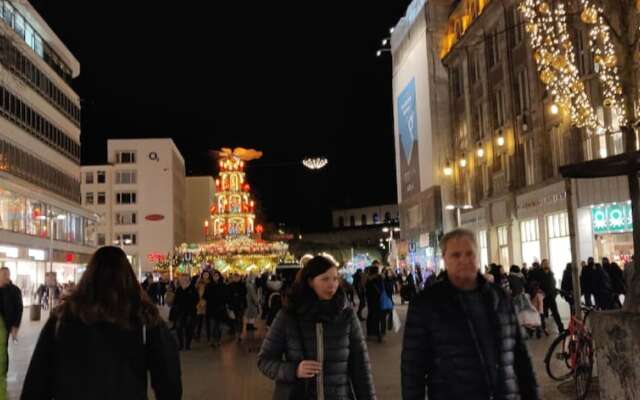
[
  {"x1": 257, "y1": 255, "x2": 376, "y2": 400},
  {"x1": 21, "y1": 246, "x2": 181, "y2": 400}
]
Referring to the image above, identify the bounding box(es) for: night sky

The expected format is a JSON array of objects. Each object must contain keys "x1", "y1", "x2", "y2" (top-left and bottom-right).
[{"x1": 31, "y1": 1, "x2": 413, "y2": 231}]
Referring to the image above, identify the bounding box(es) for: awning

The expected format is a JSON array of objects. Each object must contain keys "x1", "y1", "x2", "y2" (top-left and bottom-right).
[{"x1": 559, "y1": 151, "x2": 640, "y2": 178}]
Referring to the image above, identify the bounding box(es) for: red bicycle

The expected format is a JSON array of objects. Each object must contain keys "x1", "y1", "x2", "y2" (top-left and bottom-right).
[{"x1": 544, "y1": 306, "x2": 595, "y2": 400}]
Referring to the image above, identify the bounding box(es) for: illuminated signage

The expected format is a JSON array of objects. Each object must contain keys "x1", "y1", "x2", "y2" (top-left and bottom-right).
[{"x1": 591, "y1": 203, "x2": 632, "y2": 234}]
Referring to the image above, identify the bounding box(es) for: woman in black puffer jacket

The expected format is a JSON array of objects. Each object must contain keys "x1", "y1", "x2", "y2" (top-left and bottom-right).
[{"x1": 257, "y1": 255, "x2": 376, "y2": 400}]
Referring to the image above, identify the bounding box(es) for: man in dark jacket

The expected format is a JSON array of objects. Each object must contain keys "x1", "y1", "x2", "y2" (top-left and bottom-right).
[
  {"x1": 365, "y1": 265, "x2": 388, "y2": 342},
  {"x1": 540, "y1": 259, "x2": 564, "y2": 333},
  {"x1": 353, "y1": 270, "x2": 367, "y2": 320},
  {"x1": 0, "y1": 267, "x2": 23, "y2": 375},
  {"x1": 603, "y1": 258, "x2": 625, "y2": 308},
  {"x1": 580, "y1": 257, "x2": 596, "y2": 307},
  {"x1": 401, "y1": 229, "x2": 538, "y2": 400}
]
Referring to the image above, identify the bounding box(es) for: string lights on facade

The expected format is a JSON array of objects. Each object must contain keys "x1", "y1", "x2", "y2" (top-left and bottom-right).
[
  {"x1": 520, "y1": 0, "x2": 626, "y2": 134},
  {"x1": 578, "y1": 0, "x2": 626, "y2": 126},
  {"x1": 520, "y1": 1, "x2": 597, "y2": 132}
]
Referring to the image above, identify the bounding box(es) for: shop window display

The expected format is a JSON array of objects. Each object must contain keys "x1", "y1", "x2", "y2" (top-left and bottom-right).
[{"x1": 0, "y1": 188, "x2": 25, "y2": 232}]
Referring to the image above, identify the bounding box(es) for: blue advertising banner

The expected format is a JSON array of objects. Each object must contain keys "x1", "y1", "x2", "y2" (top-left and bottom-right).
[{"x1": 397, "y1": 78, "x2": 420, "y2": 199}]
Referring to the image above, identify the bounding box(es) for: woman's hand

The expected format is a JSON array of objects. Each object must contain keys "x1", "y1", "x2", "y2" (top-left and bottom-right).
[{"x1": 296, "y1": 360, "x2": 322, "y2": 378}]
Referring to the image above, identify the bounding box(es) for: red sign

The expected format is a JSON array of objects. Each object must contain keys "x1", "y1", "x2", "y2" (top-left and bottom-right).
[
  {"x1": 147, "y1": 252, "x2": 167, "y2": 263},
  {"x1": 145, "y1": 214, "x2": 165, "y2": 221},
  {"x1": 65, "y1": 253, "x2": 74, "y2": 262}
]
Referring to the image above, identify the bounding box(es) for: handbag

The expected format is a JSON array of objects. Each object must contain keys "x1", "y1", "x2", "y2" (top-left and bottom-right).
[
  {"x1": 392, "y1": 309, "x2": 402, "y2": 333},
  {"x1": 379, "y1": 283, "x2": 393, "y2": 311}
]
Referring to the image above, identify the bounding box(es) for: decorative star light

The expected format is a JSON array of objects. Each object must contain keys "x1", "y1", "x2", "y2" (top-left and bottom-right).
[{"x1": 302, "y1": 157, "x2": 328, "y2": 170}]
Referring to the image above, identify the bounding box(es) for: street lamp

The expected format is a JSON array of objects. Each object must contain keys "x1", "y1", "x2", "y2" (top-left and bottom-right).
[{"x1": 38, "y1": 212, "x2": 66, "y2": 310}]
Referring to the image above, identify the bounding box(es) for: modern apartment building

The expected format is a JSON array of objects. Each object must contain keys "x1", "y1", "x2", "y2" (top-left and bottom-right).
[{"x1": 0, "y1": 1, "x2": 95, "y2": 305}]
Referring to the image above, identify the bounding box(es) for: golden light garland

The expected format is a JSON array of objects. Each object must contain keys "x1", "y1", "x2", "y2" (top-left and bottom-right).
[
  {"x1": 578, "y1": 0, "x2": 627, "y2": 126},
  {"x1": 520, "y1": 0, "x2": 598, "y2": 132}
]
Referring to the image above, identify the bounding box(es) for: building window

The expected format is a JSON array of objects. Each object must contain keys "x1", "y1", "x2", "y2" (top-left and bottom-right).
[
  {"x1": 350, "y1": 216, "x2": 355, "y2": 227},
  {"x1": 361, "y1": 214, "x2": 367, "y2": 226},
  {"x1": 520, "y1": 218, "x2": 541, "y2": 265},
  {"x1": 473, "y1": 103, "x2": 485, "y2": 139},
  {"x1": 497, "y1": 225, "x2": 509, "y2": 266},
  {"x1": 514, "y1": 69, "x2": 530, "y2": 116},
  {"x1": 115, "y1": 233, "x2": 137, "y2": 246},
  {"x1": 574, "y1": 29, "x2": 593, "y2": 76},
  {"x1": 468, "y1": 50, "x2": 480, "y2": 85},
  {"x1": 373, "y1": 213, "x2": 380, "y2": 224},
  {"x1": 524, "y1": 137, "x2": 535, "y2": 185},
  {"x1": 493, "y1": 87, "x2": 505, "y2": 128},
  {"x1": 115, "y1": 170, "x2": 137, "y2": 184},
  {"x1": 0, "y1": 84, "x2": 80, "y2": 162},
  {"x1": 97, "y1": 192, "x2": 106, "y2": 205},
  {"x1": 115, "y1": 192, "x2": 136, "y2": 204},
  {"x1": 85, "y1": 172, "x2": 94, "y2": 184},
  {"x1": 97, "y1": 170, "x2": 106, "y2": 184},
  {"x1": 478, "y1": 230, "x2": 489, "y2": 270},
  {"x1": 115, "y1": 212, "x2": 137, "y2": 225},
  {"x1": 116, "y1": 151, "x2": 136, "y2": 164},
  {"x1": 486, "y1": 28, "x2": 500, "y2": 69},
  {"x1": 338, "y1": 216, "x2": 344, "y2": 228},
  {"x1": 451, "y1": 65, "x2": 463, "y2": 98},
  {"x1": 85, "y1": 192, "x2": 94, "y2": 205},
  {"x1": 546, "y1": 212, "x2": 571, "y2": 283},
  {"x1": 97, "y1": 233, "x2": 105, "y2": 246},
  {"x1": 507, "y1": 5, "x2": 524, "y2": 48}
]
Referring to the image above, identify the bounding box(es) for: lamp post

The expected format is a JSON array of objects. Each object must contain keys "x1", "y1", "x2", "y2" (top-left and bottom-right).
[
  {"x1": 39, "y1": 212, "x2": 66, "y2": 311},
  {"x1": 445, "y1": 204, "x2": 473, "y2": 227}
]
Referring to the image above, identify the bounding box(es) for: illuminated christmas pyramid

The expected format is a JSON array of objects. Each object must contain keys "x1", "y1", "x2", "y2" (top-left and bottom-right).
[
  {"x1": 207, "y1": 148, "x2": 262, "y2": 239},
  {"x1": 156, "y1": 148, "x2": 289, "y2": 274}
]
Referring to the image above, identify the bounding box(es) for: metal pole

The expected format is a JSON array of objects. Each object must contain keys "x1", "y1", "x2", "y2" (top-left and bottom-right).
[
  {"x1": 48, "y1": 216, "x2": 53, "y2": 311},
  {"x1": 565, "y1": 178, "x2": 582, "y2": 320},
  {"x1": 456, "y1": 207, "x2": 462, "y2": 227}
]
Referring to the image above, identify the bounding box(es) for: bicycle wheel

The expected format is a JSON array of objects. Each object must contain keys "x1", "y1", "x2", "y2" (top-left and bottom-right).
[
  {"x1": 545, "y1": 332, "x2": 573, "y2": 381},
  {"x1": 575, "y1": 337, "x2": 594, "y2": 400}
]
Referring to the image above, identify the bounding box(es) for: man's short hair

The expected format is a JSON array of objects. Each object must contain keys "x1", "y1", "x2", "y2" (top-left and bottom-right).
[
  {"x1": 440, "y1": 228, "x2": 477, "y2": 256},
  {"x1": 0, "y1": 267, "x2": 9, "y2": 273}
]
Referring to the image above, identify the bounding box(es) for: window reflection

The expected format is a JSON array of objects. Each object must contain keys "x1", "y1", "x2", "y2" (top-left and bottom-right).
[{"x1": 0, "y1": 186, "x2": 94, "y2": 245}]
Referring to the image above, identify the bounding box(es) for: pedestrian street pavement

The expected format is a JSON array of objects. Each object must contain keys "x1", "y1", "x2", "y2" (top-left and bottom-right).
[{"x1": 9, "y1": 303, "x2": 599, "y2": 399}]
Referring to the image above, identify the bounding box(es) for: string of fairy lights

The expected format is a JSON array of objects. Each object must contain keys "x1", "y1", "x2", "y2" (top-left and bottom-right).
[
  {"x1": 579, "y1": 0, "x2": 627, "y2": 127},
  {"x1": 519, "y1": 0, "x2": 626, "y2": 134}
]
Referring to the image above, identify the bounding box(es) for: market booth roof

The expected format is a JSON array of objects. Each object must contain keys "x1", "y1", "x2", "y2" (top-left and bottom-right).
[{"x1": 559, "y1": 150, "x2": 640, "y2": 178}]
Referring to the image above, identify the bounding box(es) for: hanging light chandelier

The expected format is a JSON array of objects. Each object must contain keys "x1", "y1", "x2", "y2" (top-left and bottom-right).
[{"x1": 302, "y1": 157, "x2": 328, "y2": 170}]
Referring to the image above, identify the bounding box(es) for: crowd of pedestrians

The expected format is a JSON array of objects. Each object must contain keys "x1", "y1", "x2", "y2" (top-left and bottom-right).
[{"x1": 8, "y1": 236, "x2": 634, "y2": 399}]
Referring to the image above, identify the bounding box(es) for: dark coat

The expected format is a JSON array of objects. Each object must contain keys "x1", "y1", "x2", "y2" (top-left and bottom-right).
[
  {"x1": 507, "y1": 273, "x2": 526, "y2": 297},
  {"x1": 1, "y1": 282, "x2": 23, "y2": 329},
  {"x1": 229, "y1": 280, "x2": 248, "y2": 310},
  {"x1": 204, "y1": 282, "x2": 229, "y2": 318},
  {"x1": 580, "y1": 264, "x2": 595, "y2": 293},
  {"x1": 401, "y1": 273, "x2": 538, "y2": 400},
  {"x1": 173, "y1": 285, "x2": 198, "y2": 318},
  {"x1": 604, "y1": 263, "x2": 625, "y2": 294},
  {"x1": 257, "y1": 294, "x2": 376, "y2": 400},
  {"x1": 365, "y1": 276, "x2": 383, "y2": 312},
  {"x1": 21, "y1": 315, "x2": 181, "y2": 400},
  {"x1": 539, "y1": 270, "x2": 557, "y2": 299}
]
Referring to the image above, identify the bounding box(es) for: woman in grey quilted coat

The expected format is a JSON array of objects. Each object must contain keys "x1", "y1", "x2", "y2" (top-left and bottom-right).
[{"x1": 257, "y1": 255, "x2": 376, "y2": 400}]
